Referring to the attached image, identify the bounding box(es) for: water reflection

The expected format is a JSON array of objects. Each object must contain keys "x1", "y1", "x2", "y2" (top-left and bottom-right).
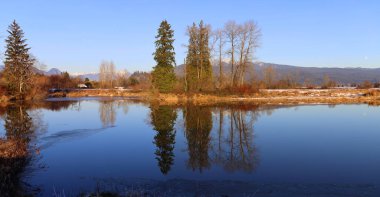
[
  {"x1": 181, "y1": 104, "x2": 260, "y2": 173},
  {"x1": 98, "y1": 100, "x2": 130, "y2": 127},
  {"x1": 0, "y1": 101, "x2": 79, "y2": 196},
  {"x1": 150, "y1": 104, "x2": 177, "y2": 175},
  {"x1": 212, "y1": 107, "x2": 258, "y2": 172},
  {"x1": 99, "y1": 101, "x2": 116, "y2": 127},
  {"x1": 184, "y1": 104, "x2": 213, "y2": 172},
  {"x1": 1, "y1": 99, "x2": 336, "y2": 196},
  {"x1": 1, "y1": 105, "x2": 35, "y2": 196}
]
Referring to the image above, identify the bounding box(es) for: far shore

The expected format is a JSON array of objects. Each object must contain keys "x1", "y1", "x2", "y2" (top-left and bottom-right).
[{"x1": 47, "y1": 88, "x2": 380, "y2": 105}]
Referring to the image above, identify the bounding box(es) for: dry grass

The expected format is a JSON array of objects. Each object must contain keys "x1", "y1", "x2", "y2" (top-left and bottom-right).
[
  {"x1": 0, "y1": 139, "x2": 28, "y2": 159},
  {"x1": 60, "y1": 88, "x2": 380, "y2": 105}
]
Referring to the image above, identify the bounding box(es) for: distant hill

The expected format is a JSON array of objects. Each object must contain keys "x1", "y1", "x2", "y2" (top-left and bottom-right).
[
  {"x1": 33, "y1": 67, "x2": 62, "y2": 76},
  {"x1": 46, "y1": 68, "x2": 62, "y2": 75},
  {"x1": 0, "y1": 66, "x2": 64, "y2": 76},
  {"x1": 72, "y1": 70, "x2": 130, "y2": 81},
  {"x1": 2, "y1": 63, "x2": 380, "y2": 84},
  {"x1": 258, "y1": 62, "x2": 380, "y2": 84},
  {"x1": 175, "y1": 62, "x2": 380, "y2": 85},
  {"x1": 74, "y1": 73, "x2": 99, "y2": 81}
]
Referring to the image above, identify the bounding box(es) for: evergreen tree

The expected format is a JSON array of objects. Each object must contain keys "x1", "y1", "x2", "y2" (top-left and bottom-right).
[
  {"x1": 198, "y1": 21, "x2": 213, "y2": 89},
  {"x1": 185, "y1": 23, "x2": 199, "y2": 91},
  {"x1": 152, "y1": 20, "x2": 176, "y2": 93},
  {"x1": 185, "y1": 21, "x2": 212, "y2": 92},
  {"x1": 4, "y1": 20, "x2": 34, "y2": 99}
]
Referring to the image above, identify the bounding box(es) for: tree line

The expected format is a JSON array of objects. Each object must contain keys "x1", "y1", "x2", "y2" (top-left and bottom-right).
[
  {"x1": 0, "y1": 21, "x2": 89, "y2": 100},
  {"x1": 1, "y1": 20, "x2": 379, "y2": 101},
  {"x1": 151, "y1": 19, "x2": 262, "y2": 93}
]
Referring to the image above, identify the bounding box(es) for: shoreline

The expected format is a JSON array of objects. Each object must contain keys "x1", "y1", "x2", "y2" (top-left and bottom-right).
[{"x1": 61, "y1": 88, "x2": 380, "y2": 105}]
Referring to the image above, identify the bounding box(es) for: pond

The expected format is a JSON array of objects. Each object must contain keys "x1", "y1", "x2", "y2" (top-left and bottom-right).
[{"x1": 1, "y1": 98, "x2": 380, "y2": 196}]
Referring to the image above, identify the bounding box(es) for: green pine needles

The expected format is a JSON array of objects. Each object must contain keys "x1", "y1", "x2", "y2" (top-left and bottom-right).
[
  {"x1": 152, "y1": 20, "x2": 176, "y2": 93},
  {"x1": 185, "y1": 21, "x2": 213, "y2": 92},
  {"x1": 4, "y1": 20, "x2": 34, "y2": 99}
]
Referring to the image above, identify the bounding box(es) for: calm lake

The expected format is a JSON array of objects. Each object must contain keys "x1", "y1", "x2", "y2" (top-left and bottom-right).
[{"x1": 1, "y1": 98, "x2": 380, "y2": 196}]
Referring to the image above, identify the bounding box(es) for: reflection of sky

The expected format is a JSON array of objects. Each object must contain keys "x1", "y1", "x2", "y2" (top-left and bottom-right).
[
  {"x1": 255, "y1": 105, "x2": 380, "y2": 183},
  {"x1": 2, "y1": 101, "x2": 380, "y2": 195},
  {"x1": 0, "y1": 118, "x2": 4, "y2": 137}
]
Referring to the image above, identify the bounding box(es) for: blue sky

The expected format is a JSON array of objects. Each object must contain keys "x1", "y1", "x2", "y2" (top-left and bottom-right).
[{"x1": 0, "y1": 0, "x2": 379, "y2": 73}]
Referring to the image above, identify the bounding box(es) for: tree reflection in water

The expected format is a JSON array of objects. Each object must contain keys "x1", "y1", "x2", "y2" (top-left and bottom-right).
[
  {"x1": 212, "y1": 107, "x2": 259, "y2": 172},
  {"x1": 0, "y1": 101, "x2": 76, "y2": 196},
  {"x1": 181, "y1": 104, "x2": 263, "y2": 173},
  {"x1": 0, "y1": 105, "x2": 35, "y2": 197},
  {"x1": 99, "y1": 101, "x2": 116, "y2": 127},
  {"x1": 150, "y1": 104, "x2": 177, "y2": 175},
  {"x1": 0, "y1": 100, "x2": 275, "y2": 195},
  {"x1": 184, "y1": 104, "x2": 213, "y2": 172},
  {"x1": 149, "y1": 104, "x2": 262, "y2": 174}
]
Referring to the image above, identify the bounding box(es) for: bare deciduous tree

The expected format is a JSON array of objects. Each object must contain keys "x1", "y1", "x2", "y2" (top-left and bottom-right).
[
  {"x1": 263, "y1": 65, "x2": 276, "y2": 88},
  {"x1": 211, "y1": 28, "x2": 226, "y2": 88},
  {"x1": 235, "y1": 21, "x2": 261, "y2": 86},
  {"x1": 99, "y1": 61, "x2": 115, "y2": 89},
  {"x1": 224, "y1": 21, "x2": 261, "y2": 87},
  {"x1": 224, "y1": 21, "x2": 239, "y2": 85}
]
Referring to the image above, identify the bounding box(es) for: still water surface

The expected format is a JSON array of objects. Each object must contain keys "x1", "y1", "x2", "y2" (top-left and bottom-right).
[{"x1": 1, "y1": 98, "x2": 380, "y2": 196}]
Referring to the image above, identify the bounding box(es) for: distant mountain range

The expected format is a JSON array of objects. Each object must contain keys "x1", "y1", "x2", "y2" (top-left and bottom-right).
[
  {"x1": 33, "y1": 67, "x2": 63, "y2": 76},
  {"x1": 1, "y1": 63, "x2": 380, "y2": 84},
  {"x1": 175, "y1": 62, "x2": 380, "y2": 85},
  {"x1": 72, "y1": 73, "x2": 99, "y2": 81},
  {"x1": 0, "y1": 65, "x2": 63, "y2": 76}
]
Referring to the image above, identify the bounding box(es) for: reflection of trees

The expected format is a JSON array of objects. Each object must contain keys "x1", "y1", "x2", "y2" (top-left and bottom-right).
[
  {"x1": 4, "y1": 105, "x2": 34, "y2": 140},
  {"x1": 99, "y1": 101, "x2": 116, "y2": 127},
  {"x1": 221, "y1": 109, "x2": 258, "y2": 172},
  {"x1": 117, "y1": 101, "x2": 129, "y2": 115},
  {"x1": 210, "y1": 107, "x2": 259, "y2": 172},
  {"x1": 150, "y1": 105, "x2": 177, "y2": 175},
  {"x1": 43, "y1": 101, "x2": 80, "y2": 111},
  {"x1": 181, "y1": 105, "x2": 265, "y2": 173},
  {"x1": 0, "y1": 105, "x2": 36, "y2": 196},
  {"x1": 184, "y1": 104, "x2": 213, "y2": 172}
]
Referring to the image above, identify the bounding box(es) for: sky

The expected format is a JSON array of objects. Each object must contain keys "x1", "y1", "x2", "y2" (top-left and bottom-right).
[{"x1": 0, "y1": 0, "x2": 379, "y2": 73}]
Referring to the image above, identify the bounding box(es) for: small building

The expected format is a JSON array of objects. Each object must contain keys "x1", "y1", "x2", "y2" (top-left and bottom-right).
[
  {"x1": 77, "y1": 84, "x2": 87, "y2": 89},
  {"x1": 114, "y1": 86, "x2": 125, "y2": 90}
]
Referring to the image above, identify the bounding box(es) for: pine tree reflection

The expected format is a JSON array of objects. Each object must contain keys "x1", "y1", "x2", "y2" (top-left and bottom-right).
[
  {"x1": 150, "y1": 104, "x2": 177, "y2": 175},
  {"x1": 184, "y1": 104, "x2": 213, "y2": 172},
  {"x1": 0, "y1": 105, "x2": 36, "y2": 196}
]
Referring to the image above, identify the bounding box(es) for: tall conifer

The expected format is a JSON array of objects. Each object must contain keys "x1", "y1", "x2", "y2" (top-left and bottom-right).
[
  {"x1": 152, "y1": 20, "x2": 176, "y2": 93},
  {"x1": 4, "y1": 20, "x2": 34, "y2": 99},
  {"x1": 185, "y1": 21, "x2": 212, "y2": 92}
]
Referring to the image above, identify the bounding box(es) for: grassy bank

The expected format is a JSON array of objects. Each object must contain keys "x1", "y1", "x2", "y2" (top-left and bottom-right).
[{"x1": 62, "y1": 88, "x2": 380, "y2": 105}]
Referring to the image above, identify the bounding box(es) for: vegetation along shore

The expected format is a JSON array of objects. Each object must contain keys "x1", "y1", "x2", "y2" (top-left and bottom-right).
[
  {"x1": 58, "y1": 88, "x2": 380, "y2": 105},
  {"x1": 1, "y1": 20, "x2": 379, "y2": 105}
]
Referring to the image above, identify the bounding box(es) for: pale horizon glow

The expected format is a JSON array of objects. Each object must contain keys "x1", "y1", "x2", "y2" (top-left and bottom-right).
[{"x1": 0, "y1": 0, "x2": 379, "y2": 73}]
